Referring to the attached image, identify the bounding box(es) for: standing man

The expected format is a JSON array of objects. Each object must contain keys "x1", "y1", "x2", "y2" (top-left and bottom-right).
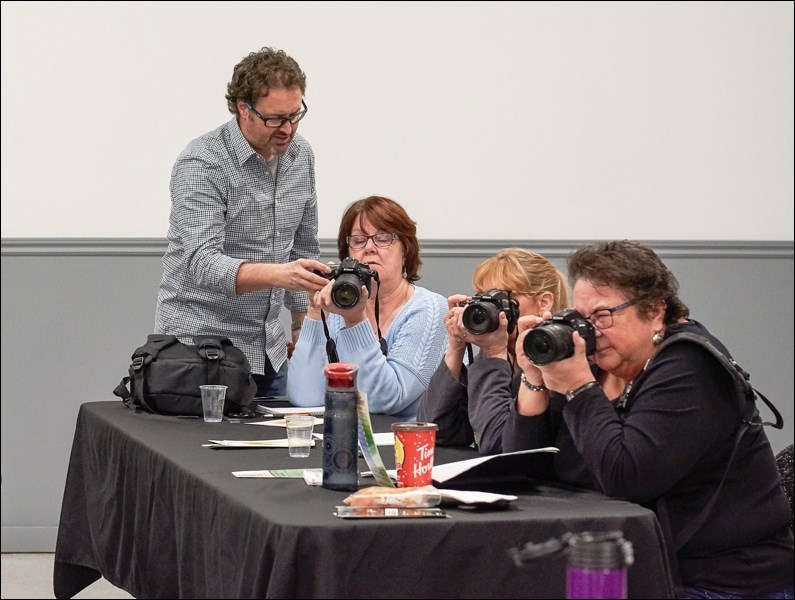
[{"x1": 155, "y1": 47, "x2": 330, "y2": 398}]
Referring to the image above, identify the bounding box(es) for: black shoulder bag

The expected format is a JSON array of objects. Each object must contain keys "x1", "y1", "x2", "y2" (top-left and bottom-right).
[
  {"x1": 113, "y1": 334, "x2": 257, "y2": 416},
  {"x1": 645, "y1": 332, "x2": 783, "y2": 585}
]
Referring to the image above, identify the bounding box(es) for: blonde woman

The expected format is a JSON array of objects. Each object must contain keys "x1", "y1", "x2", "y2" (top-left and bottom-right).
[{"x1": 417, "y1": 248, "x2": 568, "y2": 454}]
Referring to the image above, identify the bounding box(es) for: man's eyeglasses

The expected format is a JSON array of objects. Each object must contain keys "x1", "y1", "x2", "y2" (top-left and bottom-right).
[
  {"x1": 346, "y1": 232, "x2": 399, "y2": 250},
  {"x1": 584, "y1": 300, "x2": 635, "y2": 330},
  {"x1": 246, "y1": 99, "x2": 308, "y2": 128}
]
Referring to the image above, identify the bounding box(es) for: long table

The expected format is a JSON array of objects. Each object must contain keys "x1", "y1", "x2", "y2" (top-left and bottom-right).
[{"x1": 54, "y1": 401, "x2": 674, "y2": 598}]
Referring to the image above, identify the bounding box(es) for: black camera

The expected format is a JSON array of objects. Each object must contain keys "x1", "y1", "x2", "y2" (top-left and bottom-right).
[
  {"x1": 523, "y1": 308, "x2": 596, "y2": 365},
  {"x1": 460, "y1": 289, "x2": 520, "y2": 335},
  {"x1": 320, "y1": 258, "x2": 376, "y2": 309}
]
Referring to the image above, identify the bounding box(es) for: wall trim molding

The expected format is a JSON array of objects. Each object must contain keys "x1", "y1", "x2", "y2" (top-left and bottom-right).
[
  {"x1": 3, "y1": 238, "x2": 793, "y2": 259},
  {"x1": 0, "y1": 526, "x2": 57, "y2": 553}
]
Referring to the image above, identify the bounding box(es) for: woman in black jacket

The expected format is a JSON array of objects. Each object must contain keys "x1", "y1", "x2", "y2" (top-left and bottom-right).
[{"x1": 504, "y1": 240, "x2": 793, "y2": 599}]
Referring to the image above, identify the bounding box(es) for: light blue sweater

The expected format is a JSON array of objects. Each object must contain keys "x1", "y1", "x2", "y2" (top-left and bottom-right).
[{"x1": 287, "y1": 286, "x2": 449, "y2": 420}]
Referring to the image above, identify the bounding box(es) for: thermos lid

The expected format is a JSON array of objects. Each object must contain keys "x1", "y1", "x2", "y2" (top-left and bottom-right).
[
  {"x1": 568, "y1": 531, "x2": 634, "y2": 570},
  {"x1": 324, "y1": 362, "x2": 358, "y2": 388},
  {"x1": 391, "y1": 422, "x2": 438, "y2": 432}
]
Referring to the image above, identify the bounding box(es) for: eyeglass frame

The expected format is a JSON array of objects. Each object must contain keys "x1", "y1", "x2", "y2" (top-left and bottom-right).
[
  {"x1": 245, "y1": 99, "x2": 308, "y2": 128},
  {"x1": 346, "y1": 232, "x2": 399, "y2": 250},
  {"x1": 583, "y1": 300, "x2": 635, "y2": 330}
]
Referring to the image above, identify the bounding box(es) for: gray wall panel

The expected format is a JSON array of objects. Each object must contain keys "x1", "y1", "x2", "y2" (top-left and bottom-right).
[{"x1": 2, "y1": 239, "x2": 792, "y2": 551}]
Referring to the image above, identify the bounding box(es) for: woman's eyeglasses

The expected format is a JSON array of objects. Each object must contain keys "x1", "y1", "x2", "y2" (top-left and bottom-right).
[
  {"x1": 346, "y1": 233, "x2": 398, "y2": 249},
  {"x1": 584, "y1": 301, "x2": 635, "y2": 330}
]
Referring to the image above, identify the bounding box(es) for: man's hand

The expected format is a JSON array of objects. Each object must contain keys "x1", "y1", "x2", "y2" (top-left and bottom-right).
[{"x1": 236, "y1": 259, "x2": 331, "y2": 294}]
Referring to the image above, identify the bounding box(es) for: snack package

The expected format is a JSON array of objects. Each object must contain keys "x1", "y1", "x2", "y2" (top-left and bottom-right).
[{"x1": 343, "y1": 485, "x2": 442, "y2": 508}]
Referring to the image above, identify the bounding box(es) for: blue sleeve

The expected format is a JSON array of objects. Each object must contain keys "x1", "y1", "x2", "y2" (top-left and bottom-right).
[
  {"x1": 286, "y1": 318, "x2": 330, "y2": 407},
  {"x1": 336, "y1": 290, "x2": 448, "y2": 419},
  {"x1": 287, "y1": 289, "x2": 448, "y2": 420}
]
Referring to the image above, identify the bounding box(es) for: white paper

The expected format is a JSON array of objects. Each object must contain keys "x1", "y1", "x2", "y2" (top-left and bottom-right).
[
  {"x1": 258, "y1": 405, "x2": 325, "y2": 416},
  {"x1": 437, "y1": 489, "x2": 518, "y2": 505},
  {"x1": 246, "y1": 417, "x2": 324, "y2": 427},
  {"x1": 233, "y1": 468, "x2": 322, "y2": 479},
  {"x1": 363, "y1": 447, "x2": 559, "y2": 486},
  {"x1": 203, "y1": 438, "x2": 317, "y2": 448},
  {"x1": 431, "y1": 447, "x2": 559, "y2": 484}
]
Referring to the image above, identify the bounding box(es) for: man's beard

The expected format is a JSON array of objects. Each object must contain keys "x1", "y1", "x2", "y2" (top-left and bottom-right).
[{"x1": 269, "y1": 134, "x2": 292, "y2": 157}]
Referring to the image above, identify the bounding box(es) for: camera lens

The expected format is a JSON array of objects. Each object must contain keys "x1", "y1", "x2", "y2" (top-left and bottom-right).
[
  {"x1": 331, "y1": 274, "x2": 363, "y2": 308},
  {"x1": 523, "y1": 323, "x2": 574, "y2": 365},
  {"x1": 462, "y1": 302, "x2": 501, "y2": 335}
]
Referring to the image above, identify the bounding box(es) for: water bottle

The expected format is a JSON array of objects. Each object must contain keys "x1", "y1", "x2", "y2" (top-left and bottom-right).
[
  {"x1": 321, "y1": 363, "x2": 359, "y2": 491},
  {"x1": 566, "y1": 531, "x2": 634, "y2": 599}
]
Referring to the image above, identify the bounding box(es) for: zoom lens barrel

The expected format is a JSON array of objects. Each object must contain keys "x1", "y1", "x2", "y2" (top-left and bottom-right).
[
  {"x1": 331, "y1": 274, "x2": 364, "y2": 309},
  {"x1": 462, "y1": 302, "x2": 501, "y2": 334},
  {"x1": 523, "y1": 323, "x2": 576, "y2": 365}
]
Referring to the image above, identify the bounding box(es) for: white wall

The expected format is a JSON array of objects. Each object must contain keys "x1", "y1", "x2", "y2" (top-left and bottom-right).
[{"x1": 2, "y1": 1, "x2": 793, "y2": 240}]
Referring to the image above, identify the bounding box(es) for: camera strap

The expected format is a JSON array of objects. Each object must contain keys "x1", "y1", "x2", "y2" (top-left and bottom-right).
[
  {"x1": 320, "y1": 312, "x2": 340, "y2": 364},
  {"x1": 320, "y1": 273, "x2": 387, "y2": 363},
  {"x1": 639, "y1": 331, "x2": 783, "y2": 586}
]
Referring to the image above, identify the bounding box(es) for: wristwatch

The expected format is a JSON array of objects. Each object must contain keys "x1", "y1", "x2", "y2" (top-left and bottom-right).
[
  {"x1": 290, "y1": 321, "x2": 303, "y2": 331},
  {"x1": 565, "y1": 381, "x2": 599, "y2": 402}
]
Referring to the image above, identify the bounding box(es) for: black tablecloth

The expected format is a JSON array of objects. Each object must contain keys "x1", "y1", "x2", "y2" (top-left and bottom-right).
[{"x1": 54, "y1": 401, "x2": 674, "y2": 599}]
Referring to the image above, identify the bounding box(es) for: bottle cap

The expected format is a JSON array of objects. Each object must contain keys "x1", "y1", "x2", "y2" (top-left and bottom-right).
[
  {"x1": 568, "y1": 531, "x2": 634, "y2": 570},
  {"x1": 324, "y1": 363, "x2": 358, "y2": 389}
]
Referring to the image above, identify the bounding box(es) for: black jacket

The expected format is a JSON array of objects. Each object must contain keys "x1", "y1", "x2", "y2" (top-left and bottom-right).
[{"x1": 501, "y1": 319, "x2": 793, "y2": 595}]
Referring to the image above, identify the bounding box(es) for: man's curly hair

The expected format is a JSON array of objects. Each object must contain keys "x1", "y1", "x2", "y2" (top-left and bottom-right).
[{"x1": 225, "y1": 47, "x2": 306, "y2": 115}]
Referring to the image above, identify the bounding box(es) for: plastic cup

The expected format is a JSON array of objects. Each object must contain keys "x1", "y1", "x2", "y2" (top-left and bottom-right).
[
  {"x1": 285, "y1": 414, "x2": 315, "y2": 458},
  {"x1": 391, "y1": 422, "x2": 438, "y2": 487},
  {"x1": 200, "y1": 385, "x2": 227, "y2": 422}
]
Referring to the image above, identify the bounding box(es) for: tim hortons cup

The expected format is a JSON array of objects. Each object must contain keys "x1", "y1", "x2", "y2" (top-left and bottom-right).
[{"x1": 391, "y1": 422, "x2": 438, "y2": 487}]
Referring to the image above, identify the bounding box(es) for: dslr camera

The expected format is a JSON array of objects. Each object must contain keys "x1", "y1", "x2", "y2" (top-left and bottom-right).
[
  {"x1": 523, "y1": 308, "x2": 597, "y2": 365},
  {"x1": 459, "y1": 289, "x2": 520, "y2": 335},
  {"x1": 320, "y1": 257, "x2": 376, "y2": 309}
]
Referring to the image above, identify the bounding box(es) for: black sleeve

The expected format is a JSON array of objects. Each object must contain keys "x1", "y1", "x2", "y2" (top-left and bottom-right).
[
  {"x1": 562, "y1": 343, "x2": 738, "y2": 504},
  {"x1": 467, "y1": 357, "x2": 517, "y2": 455},
  {"x1": 417, "y1": 361, "x2": 475, "y2": 447}
]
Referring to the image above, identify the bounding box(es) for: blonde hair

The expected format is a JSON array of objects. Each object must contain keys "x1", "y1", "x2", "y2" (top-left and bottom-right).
[{"x1": 472, "y1": 248, "x2": 569, "y2": 312}]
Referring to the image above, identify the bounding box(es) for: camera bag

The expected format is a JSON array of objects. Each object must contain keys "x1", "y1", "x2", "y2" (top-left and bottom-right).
[{"x1": 112, "y1": 334, "x2": 257, "y2": 416}]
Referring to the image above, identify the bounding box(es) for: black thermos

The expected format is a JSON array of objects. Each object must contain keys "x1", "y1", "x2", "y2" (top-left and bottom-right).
[{"x1": 321, "y1": 363, "x2": 359, "y2": 491}]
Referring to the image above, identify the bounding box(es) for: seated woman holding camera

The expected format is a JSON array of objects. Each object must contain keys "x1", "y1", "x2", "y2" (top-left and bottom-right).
[
  {"x1": 505, "y1": 240, "x2": 792, "y2": 599},
  {"x1": 287, "y1": 195, "x2": 448, "y2": 419},
  {"x1": 417, "y1": 248, "x2": 568, "y2": 453}
]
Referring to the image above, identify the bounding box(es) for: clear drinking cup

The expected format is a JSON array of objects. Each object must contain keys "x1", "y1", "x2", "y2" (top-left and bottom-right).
[
  {"x1": 200, "y1": 385, "x2": 227, "y2": 422},
  {"x1": 285, "y1": 414, "x2": 315, "y2": 457}
]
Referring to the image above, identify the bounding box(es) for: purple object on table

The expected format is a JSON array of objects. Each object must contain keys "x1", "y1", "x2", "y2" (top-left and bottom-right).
[{"x1": 566, "y1": 531, "x2": 633, "y2": 599}]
